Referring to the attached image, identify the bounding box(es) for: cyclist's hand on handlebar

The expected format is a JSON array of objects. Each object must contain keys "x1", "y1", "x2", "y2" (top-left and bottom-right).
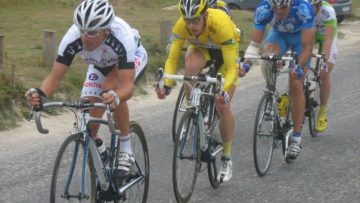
[
  {"x1": 215, "y1": 89, "x2": 230, "y2": 105},
  {"x1": 25, "y1": 88, "x2": 46, "y2": 111},
  {"x1": 237, "y1": 63, "x2": 251, "y2": 77},
  {"x1": 155, "y1": 85, "x2": 172, "y2": 99},
  {"x1": 290, "y1": 65, "x2": 303, "y2": 80},
  {"x1": 102, "y1": 90, "x2": 120, "y2": 110},
  {"x1": 322, "y1": 62, "x2": 329, "y2": 72}
]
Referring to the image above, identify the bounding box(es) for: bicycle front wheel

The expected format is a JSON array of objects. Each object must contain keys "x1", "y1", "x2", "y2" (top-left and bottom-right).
[
  {"x1": 172, "y1": 86, "x2": 186, "y2": 143},
  {"x1": 172, "y1": 109, "x2": 200, "y2": 203},
  {"x1": 308, "y1": 81, "x2": 321, "y2": 137},
  {"x1": 253, "y1": 94, "x2": 276, "y2": 177},
  {"x1": 118, "y1": 121, "x2": 149, "y2": 203},
  {"x1": 50, "y1": 133, "x2": 96, "y2": 203}
]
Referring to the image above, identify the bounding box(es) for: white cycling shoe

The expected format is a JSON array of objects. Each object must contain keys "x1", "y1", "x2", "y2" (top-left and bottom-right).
[{"x1": 217, "y1": 157, "x2": 232, "y2": 183}]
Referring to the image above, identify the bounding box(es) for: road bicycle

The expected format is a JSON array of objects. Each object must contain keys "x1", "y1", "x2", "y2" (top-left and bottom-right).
[
  {"x1": 250, "y1": 50, "x2": 326, "y2": 176},
  {"x1": 171, "y1": 63, "x2": 218, "y2": 143},
  {"x1": 158, "y1": 68, "x2": 224, "y2": 203},
  {"x1": 249, "y1": 52, "x2": 298, "y2": 177},
  {"x1": 28, "y1": 99, "x2": 149, "y2": 202},
  {"x1": 304, "y1": 43, "x2": 327, "y2": 137}
]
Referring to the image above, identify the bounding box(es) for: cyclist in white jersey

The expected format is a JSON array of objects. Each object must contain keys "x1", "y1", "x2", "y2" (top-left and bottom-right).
[
  {"x1": 25, "y1": 0, "x2": 147, "y2": 174},
  {"x1": 309, "y1": 0, "x2": 338, "y2": 132}
]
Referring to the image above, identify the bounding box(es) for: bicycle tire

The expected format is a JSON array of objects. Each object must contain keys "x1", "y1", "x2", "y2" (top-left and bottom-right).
[
  {"x1": 119, "y1": 121, "x2": 150, "y2": 203},
  {"x1": 253, "y1": 94, "x2": 275, "y2": 177},
  {"x1": 172, "y1": 109, "x2": 200, "y2": 203},
  {"x1": 172, "y1": 86, "x2": 186, "y2": 143},
  {"x1": 50, "y1": 133, "x2": 96, "y2": 203},
  {"x1": 308, "y1": 80, "x2": 320, "y2": 137},
  {"x1": 206, "y1": 126, "x2": 222, "y2": 188},
  {"x1": 205, "y1": 98, "x2": 222, "y2": 188}
]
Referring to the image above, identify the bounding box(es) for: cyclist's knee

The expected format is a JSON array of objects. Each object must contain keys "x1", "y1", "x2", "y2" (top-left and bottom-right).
[
  {"x1": 321, "y1": 63, "x2": 334, "y2": 79},
  {"x1": 215, "y1": 104, "x2": 231, "y2": 118},
  {"x1": 289, "y1": 79, "x2": 303, "y2": 93},
  {"x1": 263, "y1": 43, "x2": 281, "y2": 54}
]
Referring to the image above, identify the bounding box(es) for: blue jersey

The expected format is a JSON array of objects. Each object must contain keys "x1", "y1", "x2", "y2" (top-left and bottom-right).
[{"x1": 254, "y1": 0, "x2": 314, "y2": 33}]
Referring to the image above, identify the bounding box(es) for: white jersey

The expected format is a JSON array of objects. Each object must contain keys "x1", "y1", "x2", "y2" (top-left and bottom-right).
[
  {"x1": 57, "y1": 17, "x2": 146, "y2": 73},
  {"x1": 56, "y1": 16, "x2": 148, "y2": 98},
  {"x1": 314, "y1": 1, "x2": 337, "y2": 40}
]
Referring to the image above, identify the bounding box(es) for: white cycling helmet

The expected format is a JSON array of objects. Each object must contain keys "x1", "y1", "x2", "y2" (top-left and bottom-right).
[
  {"x1": 268, "y1": 0, "x2": 292, "y2": 8},
  {"x1": 73, "y1": 0, "x2": 115, "y2": 31},
  {"x1": 308, "y1": 0, "x2": 321, "y2": 5}
]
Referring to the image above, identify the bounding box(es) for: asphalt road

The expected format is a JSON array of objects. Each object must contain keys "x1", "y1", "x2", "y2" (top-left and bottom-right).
[{"x1": 0, "y1": 21, "x2": 360, "y2": 203}]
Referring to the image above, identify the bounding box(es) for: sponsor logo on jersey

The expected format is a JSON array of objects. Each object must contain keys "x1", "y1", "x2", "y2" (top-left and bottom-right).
[
  {"x1": 88, "y1": 73, "x2": 99, "y2": 81},
  {"x1": 134, "y1": 58, "x2": 140, "y2": 70},
  {"x1": 84, "y1": 81, "x2": 101, "y2": 88},
  {"x1": 255, "y1": 5, "x2": 272, "y2": 24},
  {"x1": 297, "y1": 4, "x2": 312, "y2": 24}
]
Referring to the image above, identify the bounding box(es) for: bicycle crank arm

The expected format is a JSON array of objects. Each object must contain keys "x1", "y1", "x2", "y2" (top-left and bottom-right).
[{"x1": 118, "y1": 175, "x2": 144, "y2": 194}]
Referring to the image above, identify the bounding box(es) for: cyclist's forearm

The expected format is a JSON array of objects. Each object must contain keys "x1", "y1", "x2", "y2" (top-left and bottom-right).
[
  {"x1": 298, "y1": 43, "x2": 313, "y2": 67},
  {"x1": 251, "y1": 29, "x2": 265, "y2": 45},
  {"x1": 323, "y1": 26, "x2": 334, "y2": 60},
  {"x1": 40, "y1": 62, "x2": 69, "y2": 96},
  {"x1": 299, "y1": 28, "x2": 315, "y2": 67}
]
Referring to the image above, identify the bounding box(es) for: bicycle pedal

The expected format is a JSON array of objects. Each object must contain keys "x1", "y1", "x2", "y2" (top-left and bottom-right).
[
  {"x1": 200, "y1": 149, "x2": 211, "y2": 162},
  {"x1": 219, "y1": 174, "x2": 224, "y2": 183}
]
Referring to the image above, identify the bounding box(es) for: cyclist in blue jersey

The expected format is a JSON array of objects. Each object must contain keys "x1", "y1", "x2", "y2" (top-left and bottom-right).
[{"x1": 242, "y1": 0, "x2": 315, "y2": 159}]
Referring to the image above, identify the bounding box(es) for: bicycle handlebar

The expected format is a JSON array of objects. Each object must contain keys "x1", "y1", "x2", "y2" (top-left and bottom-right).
[
  {"x1": 31, "y1": 101, "x2": 116, "y2": 135},
  {"x1": 244, "y1": 54, "x2": 296, "y2": 62},
  {"x1": 157, "y1": 68, "x2": 225, "y2": 90}
]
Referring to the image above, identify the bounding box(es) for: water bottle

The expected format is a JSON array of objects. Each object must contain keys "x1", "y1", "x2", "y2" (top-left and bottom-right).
[
  {"x1": 277, "y1": 94, "x2": 289, "y2": 118},
  {"x1": 96, "y1": 138, "x2": 109, "y2": 164},
  {"x1": 203, "y1": 114, "x2": 210, "y2": 133}
]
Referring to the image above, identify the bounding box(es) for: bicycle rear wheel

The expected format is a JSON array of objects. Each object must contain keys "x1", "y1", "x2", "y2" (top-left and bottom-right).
[
  {"x1": 172, "y1": 109, "x2": 200, "y2": 203},
  {"x1": 117, "y1": 121, "x2": 149, "y2": 203},
  {"x1": 206, "y1": 118, "x2": 222, "y2": 189},
  {"x1": 50, "y1": 133, "x2": 96, "y2": 203},
  {"x1": 253, "y1": 94, "x2": 276, "y2": 177},
  {"x1": 172, "y1": 86, "x2": 186, "y2": 143}
]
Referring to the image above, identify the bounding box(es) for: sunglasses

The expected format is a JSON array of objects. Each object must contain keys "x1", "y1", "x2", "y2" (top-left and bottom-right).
[
  {"x1": 273, "y1": 4, "x2": 289, "y2": 10},
  {"x1": 79, "y1": 29, "x2": 101, "y2": 37},
  {"x1": 184, "y1": 16, "x2": 202, "y2": 25}
]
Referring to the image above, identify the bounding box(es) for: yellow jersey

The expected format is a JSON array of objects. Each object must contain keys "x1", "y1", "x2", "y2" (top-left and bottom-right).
[{"x1": 164, "y1": 8, "x2": 240, "y2": 92}]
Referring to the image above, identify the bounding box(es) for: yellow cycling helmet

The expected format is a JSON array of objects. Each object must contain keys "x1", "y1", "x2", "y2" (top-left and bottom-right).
[{"x1": 178, "y1": 0, "x2": 208, "y2": 19}]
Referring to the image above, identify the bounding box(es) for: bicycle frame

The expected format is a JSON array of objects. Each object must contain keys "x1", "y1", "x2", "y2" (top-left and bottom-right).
[
  {"x1": 249, "y1": 53, "x2": 297, "y2": 152},
  {"x1": 32, "y1": 101, "x2": 147, "y2": 200},
  {"x1": 158, "y1": 68, "x2": 224, "y2": 152}
]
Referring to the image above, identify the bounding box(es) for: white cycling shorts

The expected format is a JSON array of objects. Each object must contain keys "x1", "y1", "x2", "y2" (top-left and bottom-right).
[
  {"x1": 327, "y1": 34, "x2": 337, "y2": 64},
  {"x1": 81, "y1": 45, "x2": 147, "y2": 99}
]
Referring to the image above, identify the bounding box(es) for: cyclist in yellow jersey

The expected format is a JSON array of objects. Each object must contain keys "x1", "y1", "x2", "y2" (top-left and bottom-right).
[
  {"x1": 156, "y1": 0, "x2": 243, "y2": 182},
  {"x1": 208, "y1": 0, "x2": 232, "y2": 16}
]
